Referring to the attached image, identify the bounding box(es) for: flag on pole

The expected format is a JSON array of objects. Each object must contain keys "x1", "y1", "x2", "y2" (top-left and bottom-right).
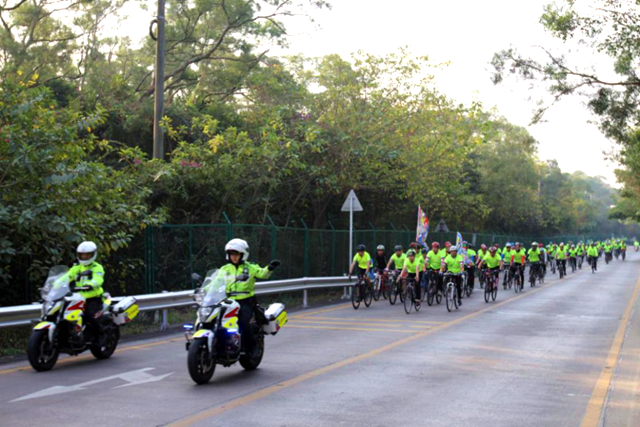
[
  {"x1": 456, "y1": 231, "x2": 468, "y2": 263},
  {"x1": 416, "y1": 206, "x2": 430, "y2": 248}
]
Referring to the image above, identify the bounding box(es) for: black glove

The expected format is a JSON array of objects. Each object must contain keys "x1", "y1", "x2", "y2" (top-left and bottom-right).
[{"x1": 268, "y1": 260, "x2": 281, "y2": 271}]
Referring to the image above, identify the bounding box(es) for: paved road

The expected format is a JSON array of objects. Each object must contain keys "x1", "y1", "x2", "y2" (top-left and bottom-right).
[{"x1": 1, "y1": 254, "x2": 640, "y2": 427}]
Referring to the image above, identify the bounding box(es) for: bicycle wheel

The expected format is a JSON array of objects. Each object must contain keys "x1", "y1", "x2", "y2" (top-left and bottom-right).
[
  {"x1": 389, "y1": 283, "x2": 398, "y2": 305},
  {"x1": 436, "y1": 289, "x2": 442, "y2": 305},
  {"x1": 427, "y1": 287, "x2": 434, "y2": 306},
  {"x1": 364, "y1": 284, "x2": 373, "y2": 307},
  {"x1": 446, "y1": 284, "x2": 454, "y2": 312},
  {"x1": 399, "y1": 284, "x2": 405, "y2": 303},
  {"x1": 484, "y1": 282, "x2": 490, "y2": 303},
  {"x1": 514, "y1": 276, "x2": 520, "y2": 294},
  {"x1": 403, "y1": 285, "x2": 413, "y2": 314},
  {"x1": 351, "y1": 284, "x2": 361, "y2": 310},
  {"x1": 491, "y1": 278, "x2": 498, "y2": 301},
  {"x1": 373, "y1": 276, "x2": 381, "y2": 301}
]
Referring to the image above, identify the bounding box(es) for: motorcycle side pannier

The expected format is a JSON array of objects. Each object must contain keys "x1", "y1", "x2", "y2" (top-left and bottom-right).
[
  {"x1": 262, "y1": 303, "x2": 287, "y2": 335},
  {"x1": 112, "y1": 297, "x2": 140, "y2": 325}
]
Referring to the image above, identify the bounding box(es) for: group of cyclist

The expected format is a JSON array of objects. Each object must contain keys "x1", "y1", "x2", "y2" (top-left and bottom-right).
[{"x1": 348, "y1": 237, "x2": 635, "y2": 310}]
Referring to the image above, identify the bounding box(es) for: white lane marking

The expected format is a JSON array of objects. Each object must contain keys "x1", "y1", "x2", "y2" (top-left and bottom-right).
[{"x1": 10, "y1": 368, "x2": 173, "y2": 402}]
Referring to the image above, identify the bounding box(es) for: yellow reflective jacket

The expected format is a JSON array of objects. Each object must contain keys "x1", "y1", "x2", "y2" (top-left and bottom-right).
[
  {"x1": 220, "y1": 261, "x2": 272, "y2": 301},
  {"x1": 66, "y1": 262, "x2": 105, "y2": 299}
]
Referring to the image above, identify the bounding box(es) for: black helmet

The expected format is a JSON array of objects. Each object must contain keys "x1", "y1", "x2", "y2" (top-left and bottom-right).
[
  {"x1": 394, "y1": 245, "x2": 403, "y2": 252},
  {"x1": 357, "y1": 244, "x2": 366, "y2": 252}
]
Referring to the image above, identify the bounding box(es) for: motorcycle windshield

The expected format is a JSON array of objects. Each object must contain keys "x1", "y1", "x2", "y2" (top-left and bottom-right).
[
  {"x1": 200, "y1": 269, "x2": 229, "y2": 307},
  {"x1": 41, "y1": 266, "x2": 70, "y2": 302}
]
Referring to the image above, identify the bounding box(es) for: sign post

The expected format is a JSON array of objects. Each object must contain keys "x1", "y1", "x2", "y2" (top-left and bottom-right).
[{"x1": 341, "y1": 190, "x2": 363, "y2": 299}]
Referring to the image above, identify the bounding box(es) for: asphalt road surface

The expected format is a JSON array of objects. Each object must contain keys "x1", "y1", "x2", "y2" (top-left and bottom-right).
[{"x1": 1, "y1": 253, "x2": 640, "y2": 427}]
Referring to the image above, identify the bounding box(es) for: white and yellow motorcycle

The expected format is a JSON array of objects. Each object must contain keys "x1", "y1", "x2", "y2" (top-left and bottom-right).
[
  {"x1": 27, "y1": 266, "x2": 139, "y2": 371},
  {"x1": 185, "y1": 269, "x2": 287, "y2": 384}
]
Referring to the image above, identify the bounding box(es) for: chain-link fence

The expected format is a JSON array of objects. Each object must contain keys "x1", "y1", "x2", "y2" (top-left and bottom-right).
[{"x1": 141, "y1": 223, "x2": 615, "y2": 293}]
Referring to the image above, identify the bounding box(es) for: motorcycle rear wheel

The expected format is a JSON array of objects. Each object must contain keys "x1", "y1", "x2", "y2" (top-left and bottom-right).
[
  {"x1": 90, "y1": 326, "x2": 120, "y2": 360},
  {"x1": 240, "y1": 335, "x2": 264, "y2": 371}
]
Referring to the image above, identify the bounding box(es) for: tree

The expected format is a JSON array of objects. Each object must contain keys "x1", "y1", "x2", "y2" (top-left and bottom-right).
[{"x1": 490, "y1": 0, "x2": 640, "y2": 222}]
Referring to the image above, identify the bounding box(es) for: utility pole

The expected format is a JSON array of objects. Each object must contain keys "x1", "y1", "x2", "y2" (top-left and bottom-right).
[{"x1": 151, "y1": 0, "x2": 166, "y2": 159}]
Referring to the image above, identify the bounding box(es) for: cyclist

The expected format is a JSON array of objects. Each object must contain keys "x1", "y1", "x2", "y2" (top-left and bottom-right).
[
  {"x1": 527, "y1": 242, "x2": 542, "y2": 283},
  {"x1": 441, "y1": 245, "x2": 465, "y2": 306},
  {"x1": 604, "y1": 241, "x2": 613, "y2": 263},
  {"x1": 502, "y1": 243, "x2": 512, "y2": 261},
  {"x1": 478, "y1": 246, "x2": 503, "y2": 290},
  {"x1": 556, "y1": 242, "x2": 568, "y2": 277},
  {"x1": 510, "y1": 242, "x2": 526, "y2": 285},
  {"x1": 587, "y1": 243, "x2": 598, "y2": 271},
  {"x1": 401, "y1": 249, "x2": 421, "y2": 306},
  {"x1": 375, "y1": 245, "x2": 388, "y2": 273},
  {"x1": 444, "y1": 241, "x2": 452, "y2": 255},
  {"x1": 477, "y1": 244, "x2": 489, "y2": 264},
  {"x1": 348, "y1": 244, "x2": 372, "y2": 292},
  {"x1": 538, "y1": 242, "x2": 547, "y2": 275},
  {"x1": 634, "y1": 239, "x2": 639, "y2": 252},
  {"x1": 466, "y1": 243, "x2": 477, "y2": 290},
  {"x1": 620, "y1": 240, "x2": 627, "y2": 261},
  {"x1": 425, "y1": 242, "x2": 445, "y2": 294},
  {"x1": 568, "y1": 244, "x2": 578, "y2": 271},
  {"x1": 417, "y1": 247, "x2": 427, "y2": 284},
  {"x1": 386, "y1": 245, "x2": 406, "y2": 290}
]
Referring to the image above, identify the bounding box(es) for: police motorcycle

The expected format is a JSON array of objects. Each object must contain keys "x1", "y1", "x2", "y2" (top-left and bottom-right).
[
  {"x1": 27, "y1": 266, "x2": 139, "y2": 372},
  {"x1": 185, "y1": 269, "x2": 288, "y2": 384}
]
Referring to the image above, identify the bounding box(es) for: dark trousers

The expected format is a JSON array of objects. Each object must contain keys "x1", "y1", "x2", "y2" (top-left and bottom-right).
[
  {"x1": 466, "y1": 265, "x2": 475, "y2": 289},
  {"x1": 510, "y1": 264, "x2": 525, "y2": 284},
  {"x1": 238, "y1": 297, "x2": 257, "y2": 352}
]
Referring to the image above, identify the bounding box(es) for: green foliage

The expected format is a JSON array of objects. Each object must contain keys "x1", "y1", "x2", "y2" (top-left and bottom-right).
[{"x1": 0, "y1": 78, "x2": 166, "y2": 304}]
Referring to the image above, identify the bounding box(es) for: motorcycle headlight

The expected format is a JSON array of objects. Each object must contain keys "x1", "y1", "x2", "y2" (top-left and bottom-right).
[
  {"x1": 42, "y1": 301, "x2": 55, "y2": 316},
  {"x1": 198, "y1": 306, "x2": 213, "y2": 321}
]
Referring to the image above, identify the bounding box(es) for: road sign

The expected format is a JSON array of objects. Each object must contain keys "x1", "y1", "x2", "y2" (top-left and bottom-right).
[
  {"x1": 435, "y1": 219, "x2": 449, "y2": 233},
  {"x1": 341, "y1": 189, "x2": 363, "y2": 212},
  {"x1": 11, "y1": 368, "x2": 173, "y2": 402}
]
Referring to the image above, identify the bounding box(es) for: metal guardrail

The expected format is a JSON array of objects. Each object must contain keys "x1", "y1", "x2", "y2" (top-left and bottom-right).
[{"x1": 0, "y1": 276, "x2": 354, "y2": 329}]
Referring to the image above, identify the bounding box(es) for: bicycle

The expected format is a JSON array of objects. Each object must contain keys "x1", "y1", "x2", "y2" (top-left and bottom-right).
[
  {"x1": 605, "y1": 253, "x2": 612, "y2": 265},
  {"x1": 557, "y1": 259, "x2": 567, "y2": 279},
  {"x1": 578, "y1": 256, "x2": 583, "y2": 270},
  {"x1": 529, "y1": 263, "x2": 540, "y2": 288},
  {"x1": 351, "y1": 274, "x2": 372, "y2": 310},
  {"x1": 484, "y1": 269, "x2": 499, "y2": 303},
  {"x1": 513, "y1": 265, "x2": 523, "y2": 293},
  {"x1": 388, "y1": 272, "x2": 404, "y2": 305},
  {"x1": 569, "y1": 257, "x2": 577, "y2": 273},
  {"x1": 549, "y1": 258, "x2": 556, "y2": 275},
  {"x1": 588, "y1": 256, "x2": 597, "y2": 273},
  {"x1": 420, "y1": 272, "x2": 429, "y2": 302},
  {"x1": 622, "y1": 250, "x2": 626, "y2": 261},
  {"x1": 426, "y1": 270, "x2": 439, "y2": 306},
  {"x1": 403, "y1": 276, "x2": 421, "y2": 314},
  {"x1": 462, "y1": 272, "x2": 472, "y2": 298},
  {"x1": 373, "y1": 270, "x2": 386, "y2": 301},
  {"x1": 502, "y1": 267, "x2": 511, "y2": 290},
  {"x1": 443, "y1": 273, "x2": 461, "y2": 312}
]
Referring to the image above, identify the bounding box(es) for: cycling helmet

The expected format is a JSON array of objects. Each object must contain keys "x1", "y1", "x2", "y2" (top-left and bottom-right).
[
  {"x1": 406, "y1": 249, "x2": 416, "y2": 256},
  {"x1": 225, "y1": 238, "x2": 250, "y2": 262},
  {"x1": 377, "y1": 245, "x2": 385, "y2": 251},
  {"x1": 450, "y1": 246, "x2": 458, "y2": 252},
  {"x1": 531, "y1": 242, "x2": 537, "y2": 246},
  {"x1": 421, "y1": 248, "x2": 428, "y2": 255},
  {"x1": 394, "y1": 245, "x2": 403, "y2": 252},
  {"x1": 480, "y1": 244, "x2": 487, "y2": 250},
  {"x1": 538, "y1": 242, "x2": 544, "y2": 247},
  {"x1": 77, "y1": 241, "x2": 98, "y2": 266},
  {"x1": 505, "y1": 242, "x2": 512, "y2": 247},
  {"x1": 494, "y1": 243, "x2": 500, "y2": 248},
  {"x1": 489, "y1": 246, "x2": 497, "y2": 252},
  {"x1": 559, "y1": 242, "x2": 565, "y2": 246},
  {"x1": 357, "y1": 244, "x2": 366, "y2": 252},
  {"x1": 444, "y1": 241, "x2": 451, "y2": 247},
  {"x1": 515, "y1": 242, "x2": 521, "y2": 246},
  {"x1": 431, "y1": 242, "x2": 440, "y2": 248}
]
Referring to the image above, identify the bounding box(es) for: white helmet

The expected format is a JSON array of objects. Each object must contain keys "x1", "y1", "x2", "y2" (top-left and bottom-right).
[
  {"x1": 77, "y1": 241, "x2": 97, "y2": 266},
  {"x1": 377, "y1": 245, "x2": 385, "y2": 251},
  {"x1": 450, "y1": 246, "x2": 458, "y2": 252},
  {"x1": 225, "y1": 238, "x2": 250, "y2": 262}
]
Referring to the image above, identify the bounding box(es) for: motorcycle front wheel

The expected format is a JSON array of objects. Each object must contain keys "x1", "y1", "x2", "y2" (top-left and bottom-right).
[
  {"x1": 27, "y1": 329, "x2": 59, "y2": 372},
  {"x1": 188, "y1": 338, "x2": 216, "y2": 384}
]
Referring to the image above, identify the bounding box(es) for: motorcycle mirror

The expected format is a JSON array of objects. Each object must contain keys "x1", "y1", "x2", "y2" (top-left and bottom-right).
[{"x1": 191, "y1": 273, "x2": 202, "y2": 282}]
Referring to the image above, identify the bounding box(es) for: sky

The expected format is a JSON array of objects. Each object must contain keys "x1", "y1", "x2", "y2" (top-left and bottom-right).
[
  {"x1": 268, "y1": 0, "x2": 621, "y2": 185},
  {"x1": 125, "y1": 0, "x2": 620, "y2": 185}
]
